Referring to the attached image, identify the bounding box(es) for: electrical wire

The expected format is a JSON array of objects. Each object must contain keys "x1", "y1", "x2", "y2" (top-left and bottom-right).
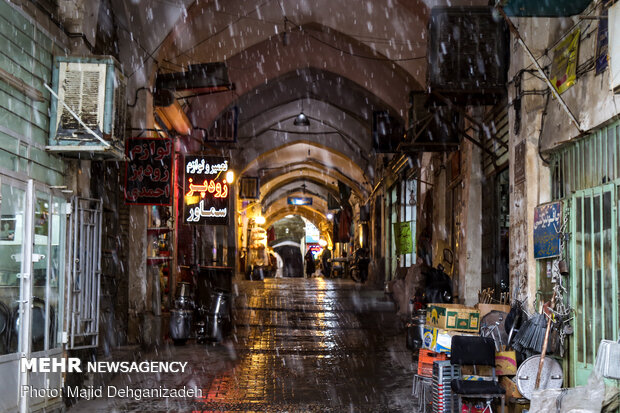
[
  {"x1": 172, "y1": 0, "x2": 276, "y2": 59},
  {"x1": 306, "y1": 33, "x2": 426, "y2": 62},
  {"x1": 538, "y1": 91, "x2": 552, "y2": 165},
  {"x1": 127, "y1": 87, "x2": 149, "y2": 108}
]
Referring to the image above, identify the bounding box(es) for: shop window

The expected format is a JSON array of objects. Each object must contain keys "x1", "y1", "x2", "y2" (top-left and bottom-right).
[
  {"x1": 0, "y1": 183, "x2": 26, "y2": 355},
  {"x1": 0, "y1": 182, "x2": 66, "y2": 355},
  {"x1": 399, "y1": 178, "x2": 417, "y2": 267}
]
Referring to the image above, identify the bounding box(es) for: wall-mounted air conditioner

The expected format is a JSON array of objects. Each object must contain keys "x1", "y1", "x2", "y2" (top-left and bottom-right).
[
  {"x1": 610, "y1": 2, "x2": 620, "y2": 94},
  {"x1": 428, "y1": 7, "x2": 509, "y2": 104},
  {"x1": 47, "y1": 56, "x2": 126, "y2": 159}
]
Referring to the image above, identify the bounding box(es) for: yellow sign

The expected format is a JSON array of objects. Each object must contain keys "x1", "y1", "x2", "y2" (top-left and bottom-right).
[
  {"x1": 393, "y1": 221, "x2": 413, "y2": 255},
  {"x1": 550, "y1": 29, "x2": 580, "y2": 94}
]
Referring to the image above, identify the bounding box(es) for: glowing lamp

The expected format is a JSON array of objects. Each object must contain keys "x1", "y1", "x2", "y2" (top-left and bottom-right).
[
  {"x1": 255, "y1": 216, "x2": 266, "y2": 225},
  {"x1": 318, "y1": 239, "x2": 327, "y2": 247},
  {"x1": 225, "y1": 170, "x2": 234, "y2": 183}
]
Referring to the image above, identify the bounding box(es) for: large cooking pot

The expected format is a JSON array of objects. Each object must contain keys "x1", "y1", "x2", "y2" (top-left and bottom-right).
[
  {"x1": 202, "y1": 289, "x2": 230, "y2": 342},
  {"x1": 174, "y1": 282, "x2": 195, "y2": 310},
  {"x1": 516, "y1": 355, "x2": 563, "y2": 400},
  {"x1": 0, "y1": 301, "x2": 9, "y2": 354},
  {"x1": 169, "y1": 309, "x2": 193, "y2": 345},
  {"x1": 406, "y1": 309, "x2": 427, "y2": 351}
]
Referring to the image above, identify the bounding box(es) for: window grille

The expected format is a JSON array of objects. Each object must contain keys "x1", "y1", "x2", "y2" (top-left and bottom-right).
[
  {"x1": 551, "y1": 121, "x2": 620, "y2": 200},
  {"x1": 65, "y1": 197, "x2": 102, "y2": 349}
]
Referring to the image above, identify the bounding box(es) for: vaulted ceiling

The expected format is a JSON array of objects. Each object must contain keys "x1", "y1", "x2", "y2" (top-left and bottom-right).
[{"x1": 114, "y1": 0, "x2": 485, "y2": 222}]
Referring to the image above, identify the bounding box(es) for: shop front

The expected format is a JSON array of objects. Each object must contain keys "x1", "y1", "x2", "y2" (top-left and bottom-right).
[
  {"x1": 385, "y1": 168, "x2": 418, "y2": 281},
  {"x1": 549, "y1": 120, "x2": 620, "y2": 386},
  {"x1": 0, "y1": 175, "x2": 68, "y2": 412},
  {"x1": 174, "y1": 155, "x2": 235, "y2": 321}
]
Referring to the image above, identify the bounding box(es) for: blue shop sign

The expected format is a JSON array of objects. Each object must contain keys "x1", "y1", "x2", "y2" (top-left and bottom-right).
[
  {"x1": 288, "y1": 197, "x2": 312, "y2": 206},
  {"x1": 534, "y1": 201, "x2": 562, "y2": 259}
]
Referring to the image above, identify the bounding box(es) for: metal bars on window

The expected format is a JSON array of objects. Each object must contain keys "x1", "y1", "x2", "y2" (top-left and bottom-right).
[
  {"x1": 552, "y1": 121, "x2": 620, "y2": 200},
  {"x1": 65, "y1": 197, "x2": 102, "y2": 349}
]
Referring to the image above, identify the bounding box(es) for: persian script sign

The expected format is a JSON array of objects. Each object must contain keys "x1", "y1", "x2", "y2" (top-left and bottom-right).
[
  {"x1": 534, "y1": 202, "x2": 562, "y2": 259},
  {"x1": 125, "y1": 138, "x2": 173, "y2": 205},
  {"x1": 183, "y1": 156, "x2": 230, "y2": 225}
]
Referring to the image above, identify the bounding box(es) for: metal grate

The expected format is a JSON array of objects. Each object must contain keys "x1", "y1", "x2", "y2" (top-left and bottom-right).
[
  {"x1": 204, "y1": 106, "x2": 238, "y2": 143},
  {"x1": 551, "y1": 121, "x2": 620, "y2": 200},
  {"x1": 60, "y1": 69, "x2": 102, "y2": 131},
  {"x1": 65, "y1": 197, "x2": 102, "y2": 349}
]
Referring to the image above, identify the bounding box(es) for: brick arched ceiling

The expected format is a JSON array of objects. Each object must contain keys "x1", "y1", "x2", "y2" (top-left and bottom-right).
[
  {"x1": 261, "y1": 181, "x2": 334, "y2": 213},
  {"x1": 264, "y1": 204, "x2": 327, "y2": 233},
  {"x1": 241, "y1": 141, "x2": 370, "y2": 197},
  {"x1": 110, "y1": 0, "x2": 484, "y2": 223}
]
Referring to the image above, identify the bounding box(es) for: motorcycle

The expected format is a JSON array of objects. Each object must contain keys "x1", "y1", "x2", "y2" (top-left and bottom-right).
[
  {"x1": 349, "y1": 248, "x2": 370, "y2": 283},
  {"x1": 423, "y1": 263, "x2": 453, "y2": 304}
]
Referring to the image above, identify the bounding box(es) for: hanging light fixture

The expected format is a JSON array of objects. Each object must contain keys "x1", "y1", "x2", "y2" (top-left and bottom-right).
[
  {"x1": 294, "y1": 99, "x2": 310, "y2": 126},
  {"x1": 282, "y1": 17, "x2": 290, "y2": 46}
]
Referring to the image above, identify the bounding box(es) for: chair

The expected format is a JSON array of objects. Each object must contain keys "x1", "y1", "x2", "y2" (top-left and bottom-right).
[{"x1": 450, "y1": 335, "x2": 505, "y2": 413}]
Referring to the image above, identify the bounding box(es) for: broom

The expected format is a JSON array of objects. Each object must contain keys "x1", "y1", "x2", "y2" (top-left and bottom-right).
[{"x1": 511, "y1": 307, "x2": 548, "y2": 354}]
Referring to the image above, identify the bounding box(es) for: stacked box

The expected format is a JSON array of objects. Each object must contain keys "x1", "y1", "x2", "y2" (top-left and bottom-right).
[
  {"x1": 427, "y1": 304, "x2": 481, "y2": 332},
  {"x1": 418, "y1": 349, "x2": 448, "y2": 377}
]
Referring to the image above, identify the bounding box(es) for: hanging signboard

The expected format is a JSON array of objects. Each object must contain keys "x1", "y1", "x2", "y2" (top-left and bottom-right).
[
  {"x1": 550, "y1": 29, "x2": 580, "y2": 94},
  {"x1": 287, "y1": 197, "x2": 312, "y2": 206},
  {"x1": 183, "y1": 155, "x2": 230, "y2": 225},
  {"x1": 595, "y1": 0, "x2": 612, "y2": 75},
  {"x1": 125, "y1": 138, "x2": 173, "y2": 205},
  {"x1": 533, "y1": 201, "x2": 562, "y2": 259},
  {"x1": 393, "y1": 221, "x2": 413, "y2": 255}
]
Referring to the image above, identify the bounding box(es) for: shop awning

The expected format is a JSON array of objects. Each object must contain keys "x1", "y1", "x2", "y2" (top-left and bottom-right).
[{"x1": 500, "y1": 0, "x2": 591, "y2": 17}]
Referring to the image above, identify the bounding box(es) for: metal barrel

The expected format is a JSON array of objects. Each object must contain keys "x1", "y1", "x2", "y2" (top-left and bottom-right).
[{"x1": 169, "y1": 309, "x2": 193, "y2": 341}]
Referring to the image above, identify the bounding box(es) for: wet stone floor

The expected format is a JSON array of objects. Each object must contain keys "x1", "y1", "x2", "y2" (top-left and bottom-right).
[{"x1": 70, "y1": 278, "x2": 415, "y2": 412}]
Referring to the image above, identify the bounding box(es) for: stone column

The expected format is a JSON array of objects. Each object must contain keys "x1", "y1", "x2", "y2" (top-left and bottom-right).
[
  {"x1": 458, "y1": 140, "x2": 483, "y2": 306},
  {"x1": 127, "y1": 205, "x2": 147, "y2": 344}
]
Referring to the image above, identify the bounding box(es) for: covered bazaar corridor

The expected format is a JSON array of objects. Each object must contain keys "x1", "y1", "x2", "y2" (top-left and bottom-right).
[
  {"x1": 3, "y1": 0, "x2": 620, "y2": 411},
  {"x1": 70, "y1": 278, "x2": 412, "y2": 412}
]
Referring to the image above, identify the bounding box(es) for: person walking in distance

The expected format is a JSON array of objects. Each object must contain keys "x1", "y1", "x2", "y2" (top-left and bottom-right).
[{"x1": 304, "y1": 249, "x2": 316, "y2": 278}]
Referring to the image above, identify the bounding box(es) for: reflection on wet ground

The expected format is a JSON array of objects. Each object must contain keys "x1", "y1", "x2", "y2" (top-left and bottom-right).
[{"x1": 70, "y1": 278, "x2": 414, "y2": 412}]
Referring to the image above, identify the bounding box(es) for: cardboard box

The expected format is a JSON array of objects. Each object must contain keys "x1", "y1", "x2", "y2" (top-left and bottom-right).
[
  {"x1": 500, "y1": 376, "x2": 523, "y2": 399},
  {"x1": 475, "y1": 303, "x2": 510, "y2": 319},
  {"x1": 495, "y1": 351, "x2": 517, "y2": 375},
  {"x1": 461, "y1": 351, "x2": 517, "y2": 376},
  {"x1": 426, "y1": 303, "x2": 481, "y2": 332},
  {"x1": 422, "y1": 327, "x2": 477, "y2": 354}
]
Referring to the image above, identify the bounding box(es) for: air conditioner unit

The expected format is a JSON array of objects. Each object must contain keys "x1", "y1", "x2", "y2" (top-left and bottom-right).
[
  {"x1": 372, "y1": 111, "x2": 404, "y2": 153},
  {"x1": 47, "y1": 56, "x2": 126, "y2": 159},
  {"x1": 428, "y1": 7, "x2": 509, "y2": 104}
]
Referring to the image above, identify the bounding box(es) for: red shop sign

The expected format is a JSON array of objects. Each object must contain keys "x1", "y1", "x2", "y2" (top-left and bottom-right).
[
  {"x1": 124, "y1": 137, "x2": 173, "y2": 205},
  {"x1": 183, "y1": 155, "x2": 230, "y2": 225}
]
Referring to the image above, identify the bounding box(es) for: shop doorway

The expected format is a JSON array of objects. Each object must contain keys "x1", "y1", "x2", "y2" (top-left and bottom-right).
[
  {"x1": 481, "y1": 168, "x2": 509, "y2": 295},
  {"x1": 570, "y1": 185, "x2": 619, "y2": 386}
]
